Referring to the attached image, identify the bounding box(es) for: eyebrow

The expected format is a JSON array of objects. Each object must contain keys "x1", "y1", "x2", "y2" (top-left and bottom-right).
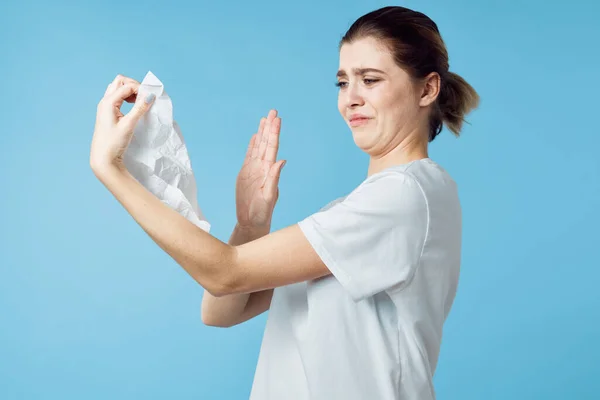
[{"x1": 336, "y1": 68, "x2": 386, "y2": 78}]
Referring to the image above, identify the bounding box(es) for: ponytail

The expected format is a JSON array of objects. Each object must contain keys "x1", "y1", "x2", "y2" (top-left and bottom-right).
[{"x1": 429, "y1": 71, "x2": 480, "y2": 142}]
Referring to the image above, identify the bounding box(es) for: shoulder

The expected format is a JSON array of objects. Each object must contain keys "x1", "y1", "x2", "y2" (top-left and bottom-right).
[
  {"x1": 361, "y1": 168, "x2": 421, "y2": 189},
  {"x1": 344, "y1": 168, "x2": 427, "y2": 215}
]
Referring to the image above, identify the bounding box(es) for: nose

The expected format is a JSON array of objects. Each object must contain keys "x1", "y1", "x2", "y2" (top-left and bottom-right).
[{"x1": 343, "y1": 82, "x2": 365, "y2": 109}]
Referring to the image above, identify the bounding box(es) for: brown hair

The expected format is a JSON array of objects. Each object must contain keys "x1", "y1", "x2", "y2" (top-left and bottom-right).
[{"x1": 340, "y1": 6, "x2": 480, "y2": 142}]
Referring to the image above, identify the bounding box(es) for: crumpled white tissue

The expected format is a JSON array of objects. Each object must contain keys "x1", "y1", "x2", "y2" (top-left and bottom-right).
[{"x1": 122, "y1": 71, "x2": 211, "y2": 232}]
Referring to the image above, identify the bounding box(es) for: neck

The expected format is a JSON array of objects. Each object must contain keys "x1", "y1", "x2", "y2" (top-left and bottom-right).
[{"x1": 366, "y1": 133, "x2": 429, "y2": 177}]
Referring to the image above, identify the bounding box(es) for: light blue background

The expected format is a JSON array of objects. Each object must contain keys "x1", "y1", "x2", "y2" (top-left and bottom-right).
[{"x1": 1, "y1": 0, "x2": 598, "y2": 398}]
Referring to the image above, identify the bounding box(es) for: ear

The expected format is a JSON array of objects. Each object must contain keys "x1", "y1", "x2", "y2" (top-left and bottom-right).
[{"x1": 418, "y1": 72, "x2": 441, "y2": 107}]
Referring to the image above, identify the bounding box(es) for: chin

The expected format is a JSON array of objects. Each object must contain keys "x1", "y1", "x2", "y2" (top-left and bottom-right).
[{"x1": 351, "y1": 128, "x2": 374, "y2": 150}]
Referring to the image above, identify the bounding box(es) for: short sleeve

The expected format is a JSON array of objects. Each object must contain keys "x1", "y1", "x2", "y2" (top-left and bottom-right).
[{"x1": 297, "y1": 170, "x2": 428, "y2": 302}]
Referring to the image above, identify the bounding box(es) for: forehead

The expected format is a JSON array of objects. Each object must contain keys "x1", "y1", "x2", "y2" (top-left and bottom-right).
[{"x1": 338, "y1": 37, "x2": 395, "y2": 73}]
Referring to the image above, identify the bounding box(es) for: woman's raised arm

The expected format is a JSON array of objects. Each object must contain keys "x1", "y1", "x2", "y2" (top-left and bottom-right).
[
  {"x1": 90, "y1": 74, "x2": 330, "y2": 298},
  {"x1": 92, "y1": 161, "x2": 330, "y2": 296}
]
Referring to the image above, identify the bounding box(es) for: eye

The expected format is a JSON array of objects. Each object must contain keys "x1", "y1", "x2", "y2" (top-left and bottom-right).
[
  {"x1": 334, "y1": 79, "x2": 379, "y2": 89},
  {"x1": 363, "y1": 78, "x2": 379, "y2": 85}
]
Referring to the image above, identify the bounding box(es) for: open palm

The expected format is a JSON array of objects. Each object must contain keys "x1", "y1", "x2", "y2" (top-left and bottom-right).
[{"x1": 236, "y1": 110, "x2": 286, "y2": 229}]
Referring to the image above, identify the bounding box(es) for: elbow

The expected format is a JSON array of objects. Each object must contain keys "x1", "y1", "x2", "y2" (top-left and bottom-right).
[
  {"x1": 196, "y1": 252, "x2": 239, "y2": 297},
  {"x1": 201, "y1": 312, "x2": 233, "y2": 328},
  {"x1": 200, "y1": 291, "x2": 235, "y2": 328},
  {"x1": 195, "y1": 250, "x2": 239, "y2": 298},
  {"x1": 201, "y1": 297, "x2": 240, "y2": 328},
  {"x1": 202, "y1": 267, "x2": 236, "y2": 298},
  {"x1": 194, "y1": 274, "x2": 231, "y2": 298},
  {"x1": 204, "y1": 283, "x2": 230, "y2": 298}
]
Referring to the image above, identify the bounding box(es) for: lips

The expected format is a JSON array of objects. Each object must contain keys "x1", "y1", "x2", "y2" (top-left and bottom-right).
[
  {"x1": 349, "y1": 115, "x2": 371, "y2": 122},
  {"x1": 349, "y1": 117, "x2": 371, "y2": 127}
]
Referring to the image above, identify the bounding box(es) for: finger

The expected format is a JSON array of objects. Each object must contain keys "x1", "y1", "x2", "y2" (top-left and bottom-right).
[
  {"x1": 104, "y1": 74, "x2": 131, "y2": 96},
  {"x1": 120, "y1": 90, "x2": 156, "y2": 131},
  {"x1": 123, "y1": 93, "x2": 137, "y2": 104},
  {"x1": 104, "y1": 74, "x2": 124, "y2": 97},
  {"x1": 258, "y1": 109, "x2": 277, "y2": 160},
  {"x1": 251, "y1": 117, "x2": 266, "y2": 159},
  {"x1": 264, "y1": 116, "x2": 281, "y2": 163},
  {"x1": 104, "y1": 81, "x2": 141, "y2": 108},
  {"x1": 257, "y1": 115, "x2": 271, "y2": 160},
  {"x1": 105, "y1": 82, "x2": 139, "y2": 109},
  {"x1": 121, "y1": 77, "x2": 141, "y2": 103},
  {"x1": 104, "y1": 74, "x2": 140, "y2": 99},
  {"x1": 263, "y1": 159, "x2": 286, "y2": 195},
  {"x1": 245, "y1": 134, "x2": 257, "y2": 160}
]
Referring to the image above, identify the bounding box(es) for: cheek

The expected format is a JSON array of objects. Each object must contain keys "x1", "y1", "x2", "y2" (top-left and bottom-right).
[
  {"x1": 378, "y1": 90, "x2": 416, "y2": 128},
  {"x1": 372, "y1": 85, "x2": 399, "y2": 112}
]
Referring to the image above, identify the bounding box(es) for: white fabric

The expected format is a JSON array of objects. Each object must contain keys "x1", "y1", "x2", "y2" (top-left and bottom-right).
[
  {"x1": 249, "y1": 158, "x2": 461, "y2": 400},
  {"x1": 122, "y1": 71, "x2": 210, "y2": 232}
]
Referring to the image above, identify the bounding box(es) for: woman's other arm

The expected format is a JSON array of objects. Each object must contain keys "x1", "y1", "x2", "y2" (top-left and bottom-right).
[
  {"x1": 201, "y1": 224, "x2": 273, "y2": 327},
  {"x1": 201, "y1": 111, "x2": 285, "y2": 327}
]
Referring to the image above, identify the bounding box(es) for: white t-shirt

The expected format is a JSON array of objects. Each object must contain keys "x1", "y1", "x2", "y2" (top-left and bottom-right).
[{"x1": 249, "y1": 158, "x2": 462, "y2": 400}]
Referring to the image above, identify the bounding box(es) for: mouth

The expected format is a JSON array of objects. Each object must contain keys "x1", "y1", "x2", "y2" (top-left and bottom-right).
[{"x1": 349, "y1": 117, "x2": 372, "y2": 127}]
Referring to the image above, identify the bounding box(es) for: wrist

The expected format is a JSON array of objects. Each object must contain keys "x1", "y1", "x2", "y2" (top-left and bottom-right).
[
  {"x1": 91, "y1": 158, "x2": 127, "y2": 179},
  {"x1": 234, "y1": 222, "x2": 271, "y2": 238},
  {"x1": 229, "y1": 222, "x2": 270, "y2": 246}
]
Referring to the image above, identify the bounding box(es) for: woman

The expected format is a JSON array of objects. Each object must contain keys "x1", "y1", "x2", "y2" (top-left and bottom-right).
[{"x1": 90, "y1": 6, "x2": 478, "y2": 400}]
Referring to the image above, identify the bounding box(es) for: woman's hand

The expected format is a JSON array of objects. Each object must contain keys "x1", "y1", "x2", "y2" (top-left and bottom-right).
[
  {"x1": 90, "y1": 74, "x2": 156, "y2": 172},
  {"x1": 235, "y1": 110, "x2": 287, "y2": 230}
]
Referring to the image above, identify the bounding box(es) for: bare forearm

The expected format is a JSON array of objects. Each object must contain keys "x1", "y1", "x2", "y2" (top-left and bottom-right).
[
  {"x1": 201, "y1": 224, "x2": 269, "y2": 327},
  {"x1": 92, "y1": 163, "x2": 234, "y2": 295}
]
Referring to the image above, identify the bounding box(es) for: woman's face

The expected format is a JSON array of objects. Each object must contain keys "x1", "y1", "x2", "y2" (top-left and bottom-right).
[{"x1": 337, "y1": 36, "x2": 429, "y2": 156}]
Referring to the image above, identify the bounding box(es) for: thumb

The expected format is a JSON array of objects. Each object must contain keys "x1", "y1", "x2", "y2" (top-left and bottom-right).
[
  {"x1": 121, "y1": 91, "x2": 156, "y2": 130},
  {"x1": 263, "y1": 160, "x2": 286, "y2": 196}
]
